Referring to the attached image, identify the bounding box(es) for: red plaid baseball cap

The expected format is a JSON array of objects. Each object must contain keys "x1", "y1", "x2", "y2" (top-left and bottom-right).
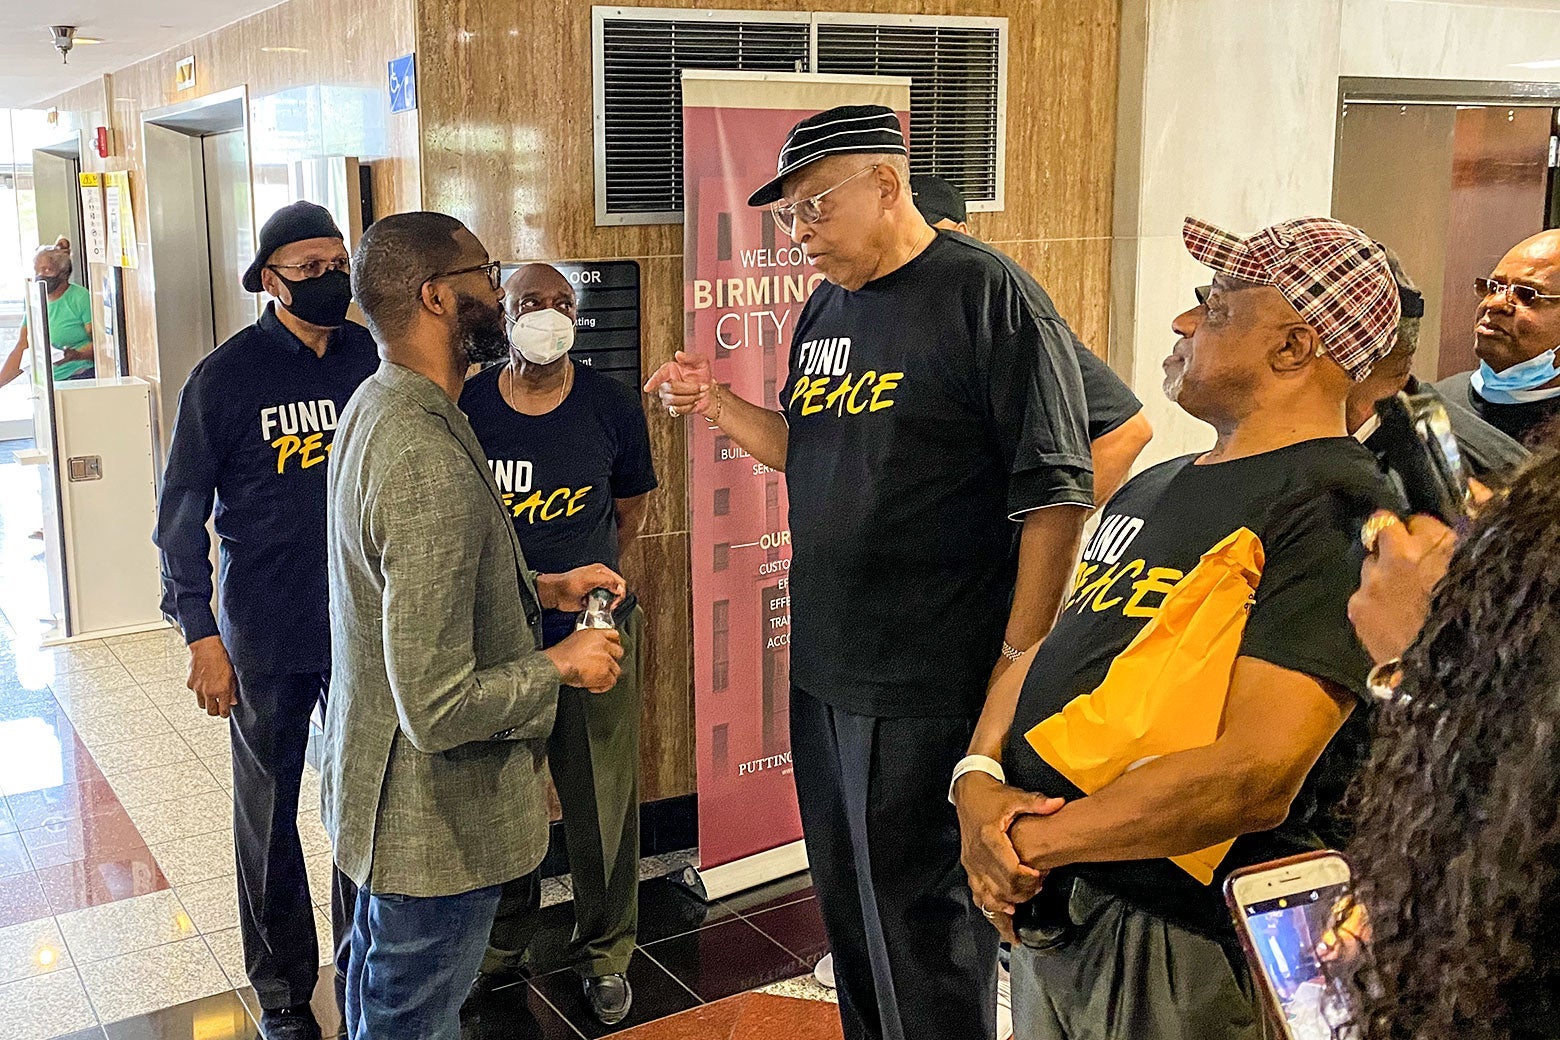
[{"x1": 1182, "y1": 216, "x2": 1401, "y2": 379}]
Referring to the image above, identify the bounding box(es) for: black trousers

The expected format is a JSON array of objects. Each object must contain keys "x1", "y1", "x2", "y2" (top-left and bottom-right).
[
  {"x1": 1011, "y1": 878, "x2": 1265, "y2": 1040},
  {"x1": 231, "y1": 669, "x2": 358, "y2": 1011},
  {"x1": 789, "y1": 687, "x2": 996, "y2": 1040}
]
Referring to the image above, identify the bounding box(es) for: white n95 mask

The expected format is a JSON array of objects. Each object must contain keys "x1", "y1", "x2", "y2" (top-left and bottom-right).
[{"x1": 509, "y1": 307, "x2": 576, "y2": 365}]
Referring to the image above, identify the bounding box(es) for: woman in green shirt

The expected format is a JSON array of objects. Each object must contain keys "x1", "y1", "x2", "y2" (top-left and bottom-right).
[{"x1": 0, "y1": 237, "x2": 95, "y2": 387}]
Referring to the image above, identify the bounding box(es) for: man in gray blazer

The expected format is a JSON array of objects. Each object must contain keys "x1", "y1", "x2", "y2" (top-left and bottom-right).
[{"x1": 323, "y1": 211, "x2": 626, "y2": 1040}]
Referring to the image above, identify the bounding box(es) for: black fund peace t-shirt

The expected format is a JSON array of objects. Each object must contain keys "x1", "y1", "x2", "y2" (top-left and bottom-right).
[
  {"x1": 460, "y1": 362, "x2": 658, "y2": 644},
  {"x1": 781, "y1": 230, "x2": 1103, "y2": 717},
  {"x1": 1003, "y1": 439, "x2": 1396, "y2": 937}
]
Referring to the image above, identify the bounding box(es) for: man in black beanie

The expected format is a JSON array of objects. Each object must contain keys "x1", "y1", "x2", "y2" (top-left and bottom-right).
[{"x1": 154, "y1": 200, "x2": 378, "y2": 1040}]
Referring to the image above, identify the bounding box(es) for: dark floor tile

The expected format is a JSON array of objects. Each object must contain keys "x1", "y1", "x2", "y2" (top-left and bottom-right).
[
  {"x1": 102, "y1": 989, "x2": 259, "y2": 1040},
  {"x1": 640, "y1": 917, "x2": 806, "y2": 1004},
  {"x1": 744, "y1": 898, "x2": 828, "y2": 968},
  {"x1": 530, "y1": 950, "x2": 700, "y2": 1038},
  {"x1": 236, "y1": 966, "x2": 345, "y2": 1037},
  {"x1": 713, "y1": 872, "x2": 813, "y2": 918},
  {"x1": 462, "y1": 975, "x2": 583, "y2": 1040},
  {"x1": 521, "y1": 898, "x2": 587, "y2": 977},
  {"x1": 519, "y1": 877, "x2": 736, "y2": 977},
  {"x1": 635, "y1": 877, "x2": 737, "y2": 945}
]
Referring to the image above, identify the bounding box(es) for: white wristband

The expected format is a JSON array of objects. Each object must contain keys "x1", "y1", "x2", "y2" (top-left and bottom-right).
[{"x1": 948, "y1": 755, "x2": 1005, "y2": 805}]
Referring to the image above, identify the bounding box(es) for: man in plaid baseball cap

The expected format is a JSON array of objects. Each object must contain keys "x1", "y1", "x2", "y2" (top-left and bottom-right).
[
  {"x1": 1182, "y1": 215, "x2": 1401, "y2": 380},
  {"x1": 988, "y1": 220, "x2": 1403, "y2": 1037}
]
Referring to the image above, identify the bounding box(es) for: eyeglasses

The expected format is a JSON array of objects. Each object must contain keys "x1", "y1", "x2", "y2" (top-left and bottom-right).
[
  {"x1": 1475, "y1": 276, "x2": 1560, "y2": 306},
  {"x1": 267, "y1": 258, "x2": 349, "y2": 280},
  {"x1": 770, "y1": 165, "x2": 880, "y2": 235},
  {"x1": 1194, "y1": 284, "x2": 1212, "y2": 305},
  {"x1": 428, "y1": 260, "x2": 503, "y2": 292}
]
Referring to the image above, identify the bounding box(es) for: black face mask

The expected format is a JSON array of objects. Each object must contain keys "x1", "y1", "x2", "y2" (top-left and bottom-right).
[
  {"x1": 277, "y1": 269, "x2": 352, "y2": 328},
  {"x1": 455, "y1": 292, "x2": 509, "y2": 365},
  {"x1": 42, "y1": 274, "x2": 68, "y2": 294}
]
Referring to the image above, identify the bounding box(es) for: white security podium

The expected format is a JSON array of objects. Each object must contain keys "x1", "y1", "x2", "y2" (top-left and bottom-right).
[{"x1": 42, "y1": 377, "x2": 166, "y2": 641}]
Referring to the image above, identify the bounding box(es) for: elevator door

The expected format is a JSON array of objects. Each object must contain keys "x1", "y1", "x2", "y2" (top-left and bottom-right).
[
  {"x1": 1334, "y1": 103, "x2": 1553, "y2": 380},
  {"x1": 203, "y1": 130, "x2": 257, "y2": 344}
]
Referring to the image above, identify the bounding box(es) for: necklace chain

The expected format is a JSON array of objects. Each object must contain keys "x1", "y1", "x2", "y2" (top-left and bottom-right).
[{"x1": 504, "y1": 362, "x2": 570, "y2": 412}]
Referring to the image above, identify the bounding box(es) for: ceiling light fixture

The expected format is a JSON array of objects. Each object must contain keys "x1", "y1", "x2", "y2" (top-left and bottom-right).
[{"x1": 49, "y1": 25, "x2": 77, "y2": 64}]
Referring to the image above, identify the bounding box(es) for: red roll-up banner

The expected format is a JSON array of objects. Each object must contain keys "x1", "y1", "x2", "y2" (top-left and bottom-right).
[{"x1": 680, "y1": 71, "x2": 910, "y2": 899}]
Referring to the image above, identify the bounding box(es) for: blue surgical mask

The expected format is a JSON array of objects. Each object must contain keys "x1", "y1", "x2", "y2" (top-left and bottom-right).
[{"x1": 1472, "y1": 347, "x2": 1560, "y2": 404}]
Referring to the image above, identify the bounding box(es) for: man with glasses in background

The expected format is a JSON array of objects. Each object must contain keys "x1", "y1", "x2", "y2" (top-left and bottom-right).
[
  {"x1": 156, "y1": 201, "x2": 377, "y2": 1040},
  {"x1": 647, "y1": 105, "x2": 1101, "y2": 1040},
  {"x1": 1435, "y1": 230, "x2": 1560, "y2": 448}
]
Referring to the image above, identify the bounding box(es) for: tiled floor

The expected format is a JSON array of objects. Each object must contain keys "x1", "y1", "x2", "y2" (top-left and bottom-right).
[{"x1": 0, "y1": 452, "x2": 836, "y2": 1040}]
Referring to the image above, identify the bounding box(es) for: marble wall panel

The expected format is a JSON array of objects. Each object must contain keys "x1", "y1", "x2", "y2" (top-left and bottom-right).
[{"x1": 415, "y1": 0, "x2": 1121, "y2": 801}]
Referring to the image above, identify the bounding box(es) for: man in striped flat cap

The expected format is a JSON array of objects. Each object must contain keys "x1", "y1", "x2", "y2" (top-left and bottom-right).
[{"x1": 647, "y1": 104, "x2": 1129, "y2": 1040}]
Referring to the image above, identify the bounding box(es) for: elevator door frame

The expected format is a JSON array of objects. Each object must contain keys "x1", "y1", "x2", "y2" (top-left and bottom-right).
[
  {"x1": 141, "y1": 86, "x2": 257, "y2": 464},
  {"x1": 1335, "y1": 77, "x2": 1560, "y2": 380}
]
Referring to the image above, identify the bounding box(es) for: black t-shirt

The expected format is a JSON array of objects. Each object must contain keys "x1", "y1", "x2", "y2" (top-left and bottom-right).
[
  {"x1": 1073, "y1": 335, "x2": 1142, "y2": 440},
  {"x1": 1003, "y1": 439, "x2": 1395, "y2": 936},
  {"x1": 154, "y1": 306, "x2": 379, "y2": 673},
  {"x1": 460, "y1": 362, "x2": 658, "y2": 644},
  {"x1": 781, "y1": 231, "x2": 1114, "y2": 717}
]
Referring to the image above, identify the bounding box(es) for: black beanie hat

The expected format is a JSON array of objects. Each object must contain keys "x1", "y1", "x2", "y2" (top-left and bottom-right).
[{"x1": 242, "y1": 200, "x2": 344, "y2": 293}]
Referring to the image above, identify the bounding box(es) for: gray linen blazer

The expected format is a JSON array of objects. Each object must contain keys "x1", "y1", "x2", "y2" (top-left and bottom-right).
[{"x1": 321, "y1": 360, "x2": 560, "y2": 897}]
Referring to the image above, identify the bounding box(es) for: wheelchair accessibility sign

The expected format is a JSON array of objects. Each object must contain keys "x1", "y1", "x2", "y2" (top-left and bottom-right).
[{"x1": 388, "y1": 54, "x2": 417, "y2": 113}]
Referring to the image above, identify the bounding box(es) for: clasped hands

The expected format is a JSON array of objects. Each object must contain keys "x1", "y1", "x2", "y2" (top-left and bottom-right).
[{"x1": 954, "y1": 771, "x2": 1065, "y2": 944}]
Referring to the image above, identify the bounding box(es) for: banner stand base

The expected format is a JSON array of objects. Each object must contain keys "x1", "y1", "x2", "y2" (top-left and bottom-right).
[{"x1": 670, "y1": 840, "x2": 809, "y2": 903}]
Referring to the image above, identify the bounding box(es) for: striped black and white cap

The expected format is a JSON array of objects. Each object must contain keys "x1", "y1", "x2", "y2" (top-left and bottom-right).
[{"x1": 746, "y1": 105, "x2": 907, "y2": 208}]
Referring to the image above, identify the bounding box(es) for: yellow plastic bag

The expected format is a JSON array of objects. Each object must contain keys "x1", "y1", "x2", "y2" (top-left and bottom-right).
[{"x1": 1025, "y1": 527, "x2": 1264, "y2": 884}]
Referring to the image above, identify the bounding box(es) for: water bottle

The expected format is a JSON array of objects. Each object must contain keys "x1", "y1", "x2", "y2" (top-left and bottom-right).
[{"x1": 576, "y1": 587, "x2": 616, "y2": 631}]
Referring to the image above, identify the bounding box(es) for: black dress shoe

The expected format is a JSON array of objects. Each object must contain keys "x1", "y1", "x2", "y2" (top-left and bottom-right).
[
  {"x1": 260, "y1": 1004, "x2": 323, "y2": 1040},
  {"x1": 583, "y1": 973, "x2": 632, "y2": 1026}
]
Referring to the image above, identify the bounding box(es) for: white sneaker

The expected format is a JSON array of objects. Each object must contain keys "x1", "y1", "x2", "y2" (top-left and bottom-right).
[
  {"x1": 814, "y1": 952, "x2": 836, "y2": 989},
  {"x1": 997, "y1": 967, "x2": 1013, "y2": 1040}
]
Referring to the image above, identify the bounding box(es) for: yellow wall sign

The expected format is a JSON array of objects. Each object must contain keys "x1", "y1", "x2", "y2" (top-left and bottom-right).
[
  {"x1": 102, "y1": 172, "x2": 139, "y2": 269},
  {"x1": 175, "y1": 56, "x2": 196, "y2": 92}
]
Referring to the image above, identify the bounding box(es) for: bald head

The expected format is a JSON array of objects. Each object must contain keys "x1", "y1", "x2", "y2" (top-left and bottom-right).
[
  {"x1": 1475, "y1": 229, "x2": 1560, "y2": 373},
  {"x1": 503, "y1": 263, "x2": 576, "y2": 324}
]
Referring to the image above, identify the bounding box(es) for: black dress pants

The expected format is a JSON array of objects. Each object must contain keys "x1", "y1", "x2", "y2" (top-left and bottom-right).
[
  {"x1": 789, "y1": 687, "x2": 996, "y2": 1040},
  {"x1": 231, "y1": 669, "x2": 357, "y2": 1011}
]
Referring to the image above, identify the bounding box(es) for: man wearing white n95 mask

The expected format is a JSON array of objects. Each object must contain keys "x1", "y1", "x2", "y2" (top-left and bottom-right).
[{"x1": 459, "y1": 262, "x2": 657, "y2": 1028}]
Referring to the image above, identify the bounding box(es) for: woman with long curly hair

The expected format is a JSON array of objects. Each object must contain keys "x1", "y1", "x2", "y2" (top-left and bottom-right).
[{"x1": 1333, "y1": 449, "x2": 1560, "y2": 1040}]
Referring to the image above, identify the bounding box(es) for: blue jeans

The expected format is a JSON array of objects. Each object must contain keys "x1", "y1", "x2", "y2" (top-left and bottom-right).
[{"x1": 345, "y1": 882, "x2": 504, "y2": 1040}]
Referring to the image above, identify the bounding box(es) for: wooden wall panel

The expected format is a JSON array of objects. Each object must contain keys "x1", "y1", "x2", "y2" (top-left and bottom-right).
[
  {"x1": 32, "y1": 0, "x2": 1121, "y2": 812},
  {"x1": 34, "y1": 0, "x2": 421, "y2": 394},
  {"x1": 415, "y1": 0, "x2": 1120, "y2": 803}
]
